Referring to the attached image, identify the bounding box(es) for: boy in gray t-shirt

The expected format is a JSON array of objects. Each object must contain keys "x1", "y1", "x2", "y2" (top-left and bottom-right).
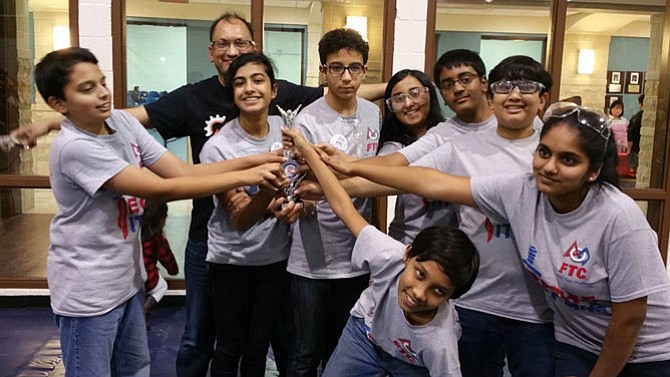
[
  {"x1": 284, "y1": 126, "x2": 479, "y2": 377},
  {"x1": 36, "y1": 47, "x2": 284, "y2": 377},
  {"x1": 286, "y1": 28, "x2": 381, "y2": 375}
]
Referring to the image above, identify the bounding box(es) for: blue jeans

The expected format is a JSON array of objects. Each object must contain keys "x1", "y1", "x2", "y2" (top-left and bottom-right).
[
  {"x1": 322, "y1": 316, "x2": 430, "y2": 377},
  {"x1": 287, "y1": 273, "x2": 370, "y2": 377},
  {"x1": 176, "y1": 239, "x2": 215, "y2": 377},
  {"x1": 209, "y1": 261, "x2": 289, "y2": 377},
  {"x1": 456, "y1": 306, "x2": 555, "y2": 377},
  {"x1": 555, "y1": 341, "x2": 670, "y2": 377},
  {"x1": 55, "y1": 289, "x2": 150, "y2": 377}
]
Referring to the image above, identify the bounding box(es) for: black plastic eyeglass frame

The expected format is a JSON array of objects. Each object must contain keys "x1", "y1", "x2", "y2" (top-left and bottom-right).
[
  {"x1": 323, "y1": 64, "x2": 366, "y2": 76},
  {"x1": 439, "y1": 72, "x2": 479, "y2": 92}
]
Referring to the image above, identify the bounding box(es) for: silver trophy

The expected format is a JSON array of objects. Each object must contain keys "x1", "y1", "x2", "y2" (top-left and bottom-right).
[{"x1": 277, "y1": 104, "x2": 305, "y2": 206}]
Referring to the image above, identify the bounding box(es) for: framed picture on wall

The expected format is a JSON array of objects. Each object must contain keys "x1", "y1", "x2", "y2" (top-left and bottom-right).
[
  {"x1": 607, "y1": 71, "x2": 623, "y2": 93},
  {"x1": 611, "y1": 71, "x2": 621, "y2": 84},
  {"x1": 605, "y1": 95, "x2": 622, "y2": 108},
  {"x1": 625, "y1": 71, "x2": 645, "y2": 94}
]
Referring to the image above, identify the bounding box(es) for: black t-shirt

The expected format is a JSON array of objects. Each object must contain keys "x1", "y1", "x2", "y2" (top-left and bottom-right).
[
  {"x1": 627, "y1": 110, "x2": 643, "y2": 154},
  {"x1": 145, "y1": 75, "x2": 324, "y2": 242}
]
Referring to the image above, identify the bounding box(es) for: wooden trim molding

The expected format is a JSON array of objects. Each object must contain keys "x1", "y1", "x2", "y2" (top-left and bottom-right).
[
  {"x1": 251, "y1": 0, "x2": 264, "y2": 52},
  {"x1": 424, "y1": 0, "x2": 436, "y2": 79},
  {"x1": 69, "y1": 0, "x2": 79, "y2": 46},
  {"x1": 112, "y1": 0, "x2": 127, "y2": 109},
  {"x1": 0, "y1": 175, "x2": 50, "y2": 189}
]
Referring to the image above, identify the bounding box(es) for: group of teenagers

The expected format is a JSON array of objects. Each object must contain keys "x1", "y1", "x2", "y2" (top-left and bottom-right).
[{"x1": 15, "y1": 10, "x2": 670, "y2": 377}]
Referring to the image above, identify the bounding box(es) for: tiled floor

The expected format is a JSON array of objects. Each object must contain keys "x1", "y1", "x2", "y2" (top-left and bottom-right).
[
  {"x1": 0, "y1": 305, "x2": 280, "y2": 377},
  {"x1": 0, "y1": 306, "x2": 185, "y2": 377}
]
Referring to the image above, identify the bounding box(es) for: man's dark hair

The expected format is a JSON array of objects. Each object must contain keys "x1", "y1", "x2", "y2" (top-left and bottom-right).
[
  {"x1": 34, "y1": 47, "x2": 98, "y2": 102},
  {"x1": 209, "y1": 12, "x2": 254, "y2": 41},
  {"x1": 638, "y1": 94, "x2": 645, "y2": 105},
  {"x1": 433, "y1": 49, "x2": 486, "y2": 84},
  {"x1": 487, "y1": 55, "x2": 552, "y2": 96},
  {"x1": 409, "y1": 226, "x2": 479, "y2": 299},
  {"x1": 318, "y1": 28, "x2": 369, "y2": 65}
]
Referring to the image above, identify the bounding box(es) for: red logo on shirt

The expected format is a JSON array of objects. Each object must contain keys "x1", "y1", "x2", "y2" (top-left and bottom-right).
[
  {"x1": 392, "y1": 338, "x2": 418, "y2": 363},
  {"x1": 117, "y1": 196, "x2": 144, "y2": 239},
  {"x1": 559, "y1": 241, "x2": 590, "y2": 280}
]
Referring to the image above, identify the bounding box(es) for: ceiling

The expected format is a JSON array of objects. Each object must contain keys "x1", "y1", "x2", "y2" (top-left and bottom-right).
[{"x1": 28, "y1": 0, "x2": 664, "y2": 35}]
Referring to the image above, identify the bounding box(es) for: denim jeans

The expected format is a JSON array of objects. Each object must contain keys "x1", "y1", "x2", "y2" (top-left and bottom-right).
[
  {"x1": 322, "y1": 316, "x2": 430, "y2": 377},
  {"x1": 209, "y1": 260, "x2": 289, "y2": 377},
  {"x1": 287, "y1": 273, "x2": 370, "y2": 377},
  {"x1": 456, "y1": 306, "x2": 555, "y2": 377},
  {"x1": 55, "y1": 289, "x2": 150, "y2": 377},
  {"x1": 555, "y1": 341, "x2": 670, "y2": 377},
  {"x1": 176, "y1": 239, "x2": 215, "y2": 377}
]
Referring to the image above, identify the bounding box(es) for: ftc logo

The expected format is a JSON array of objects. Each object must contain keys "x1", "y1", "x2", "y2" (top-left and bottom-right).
[{"x1": 559, "y1": 241, "x2": 590, "y2": 280}]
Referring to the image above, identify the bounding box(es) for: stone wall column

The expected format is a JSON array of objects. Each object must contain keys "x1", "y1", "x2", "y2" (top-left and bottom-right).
[{"x1": 636, "y1": 13, "x2": 664, "y2": 189}]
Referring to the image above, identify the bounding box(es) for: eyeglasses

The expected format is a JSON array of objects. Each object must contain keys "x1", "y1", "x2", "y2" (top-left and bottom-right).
[
  {"x1": 210, "y1": 39, "x2": 256, "y2": 51},
  {"x1": 543, "y1": 101, "x2": 611, "y2": 140},
  {"x1": 490, "y1": 80, "x2": 546, "y2": 94},
  {"x1": 323, "y1": 64, "x2": 366, "y2": 76},
  {"x1": 385, "y1": 87, "x2": 430, "y2": 112},
  {"x1": 439, "y1": 72, "x2": 480, "y2": 92}
]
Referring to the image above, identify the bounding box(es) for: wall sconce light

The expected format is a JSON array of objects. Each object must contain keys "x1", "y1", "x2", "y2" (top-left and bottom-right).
[
  {"x1": 53, "y1": 26, "x2": 70, "y2": 50},
  {"x1": 577, "y1": 49, "x2": 595, "y2": 74},
  {"x1": 346, "y1": 16, "x2": 368, "y2": 41}
]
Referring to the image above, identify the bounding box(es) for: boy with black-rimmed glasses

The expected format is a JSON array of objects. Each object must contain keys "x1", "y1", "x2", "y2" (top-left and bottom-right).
[{"x1": 285, "y1": 28, "x2": 381, "y2": 377}]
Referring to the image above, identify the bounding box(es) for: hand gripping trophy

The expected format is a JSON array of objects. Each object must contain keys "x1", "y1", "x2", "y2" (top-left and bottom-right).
[{"x1": 277, "y1": 104, "x2": 306, "y2": 206}]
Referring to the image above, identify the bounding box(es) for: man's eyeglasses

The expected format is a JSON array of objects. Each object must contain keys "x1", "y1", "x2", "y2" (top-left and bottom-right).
[
  {"x1": 490, "y1": 80, "x2": 546, "y2": 94},
  {"x1": 323, "y1": 64, "x2": 366, "y2": 76},
  {"x1": 385, "y1": 87, "x2": 430, "y2": 112},
  {"x1": 543, "y1": 101, "x2": 612, "y2": 140},
  {"x1": 210, "y1": 39, "x2": 256, "y2": 51},
  {"x1": 439, "y1": 72, "x2": 480, "y2": 92}
]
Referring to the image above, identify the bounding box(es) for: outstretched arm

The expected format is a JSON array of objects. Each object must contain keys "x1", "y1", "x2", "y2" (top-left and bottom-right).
[
  {"x1": 327, "y1": 157, "x2": 477, "y2": 208},
  {"x1": 285, "y1": 128, "x2": 368, "y2": 237},
  {"x1": 150, "y1": 149, "x2": 284, "y2": 178},
  {"x1": 105, "y1": 162, "x2": 285, "y2": 202}
]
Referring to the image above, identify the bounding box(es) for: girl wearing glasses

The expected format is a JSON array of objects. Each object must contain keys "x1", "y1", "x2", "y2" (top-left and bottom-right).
[
  {"x1": 379, "y1": 69, "x2": 445, "y2": 243},
  {"x1": 323, "y1": 101, "x2": 670, "y2": 377}
]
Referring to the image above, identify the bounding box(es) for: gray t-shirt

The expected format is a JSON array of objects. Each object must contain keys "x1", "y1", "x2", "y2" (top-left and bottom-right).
[
  {"x1": 472, "y1": 174, "x2": 670, "y2": 362},
  {"x1": 398, "y1": 115, "x2": 497, "y2": 165},
  {"x1": 351, "y1": 225, "x2": 462, "y2": 377},
  {"x1": 289, "y1": 97, "x2": 381, "y2": 278},
  {"x1": 415, "y1": 128, "x2": 551, "y2": 324},
  {"x1": 48, "y1": 110, "x2": 167, "y2": 316},
  {"x1": 200, "y1": 116, "x2": 290, "y2": 266},
  {"x1": 389, "y1": 115, "x2": 497, "y2": 244}
]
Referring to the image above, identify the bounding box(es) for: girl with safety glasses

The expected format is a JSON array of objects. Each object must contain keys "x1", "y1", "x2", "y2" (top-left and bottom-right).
[
  {"x1": 323, "y1": 101, "x2": 670, "y2": 377},
  {"x1": 379, "y1": 69, "x2": 445, "y2": 242}
]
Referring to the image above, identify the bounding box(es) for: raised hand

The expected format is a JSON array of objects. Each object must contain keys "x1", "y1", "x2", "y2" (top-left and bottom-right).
[{"x1": 281, "y1": 127, "x2": 312, "y2": 155}]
